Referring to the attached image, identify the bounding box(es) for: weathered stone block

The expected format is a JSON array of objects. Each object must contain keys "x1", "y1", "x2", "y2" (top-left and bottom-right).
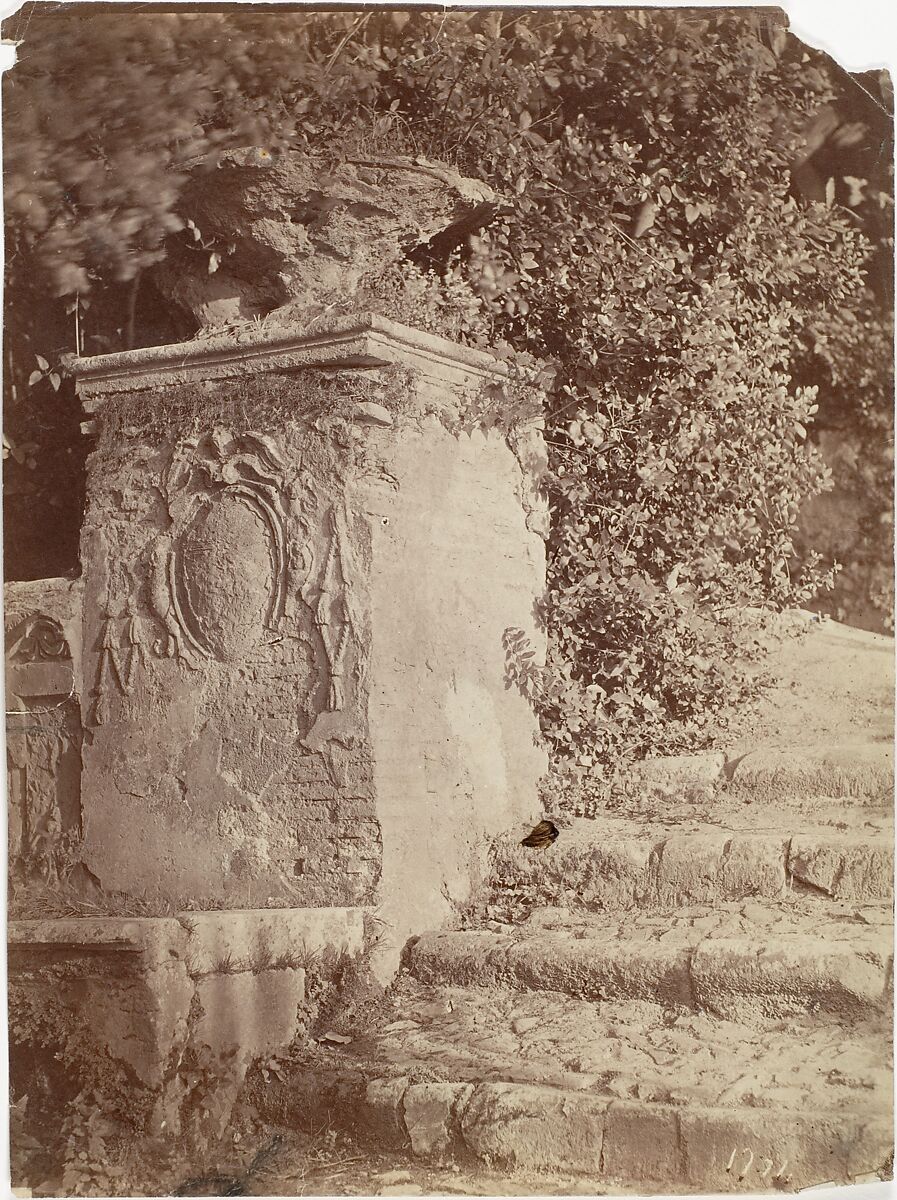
[
  {"x1": 602, "y1": 1101, "x2": 682, "y2": 1183},
  {"x1": 716, "y1": 835, "x2": 788, "y2": 899},
  {"x1": 789, "y1": 835, "x2": 893, "y2": 900},
  {"x1": 67, "y1": 314, "x2": 544, "y2": 974},
  {"x1": 632, "y1": 752, "x2": 724, "y2": 787},
  {"x1": 691, "y1": 936, "x2": 890, "y2": 1021},
  {"x1": 403, "y1": 1082, "x2": 472, "y2": 1161},
  {"x1": 505, "y1": 936, "x2": 695, "y2": 1008},
  {"x1": 360, "y1": 1077, "x2": 410, "y2": 1149},
  {"x1": 460, "y1": 1083, "x2": 607, "y2": 1172},
  {"x1": 490, "y1": 827, "x2": 650, "y2": 911},
  {"x1": 650, "y1": 834, "x2": 731, "y2": 906},
  {"x1": 181, "y1": 907, "x2": 365, "y2": 975},
  {"x1": 652, "y1": 834, "x2": 788, "y2": 906},
  {"x1": 679, "y1": 1106, "x2": 858, "y2": 1191},
  {"x1": 8, "y1": 912, "x2": 338, "y2": 1139},
  {"x1": 410, "y1": 928, "x2": 696, "y2": 1007},
  {"x1": 731, "y1": 742, "x2": 894, "y2": 801},
  {"x1": 191, "y1": 967, "x2": 305, "y2": 1059},
  {"x1": 8, "y1": 918, "x2": 192, "y2": 1093}
]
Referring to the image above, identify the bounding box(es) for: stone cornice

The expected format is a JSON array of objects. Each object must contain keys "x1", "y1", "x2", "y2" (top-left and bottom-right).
[{"x1": 74, "y1": 313, "x2": 506, "y2": 410}]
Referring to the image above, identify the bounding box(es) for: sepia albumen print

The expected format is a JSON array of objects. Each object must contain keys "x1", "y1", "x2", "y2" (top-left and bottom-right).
[{"x1": 2, "y1": 5, "x2": 893, "y2": 1196}]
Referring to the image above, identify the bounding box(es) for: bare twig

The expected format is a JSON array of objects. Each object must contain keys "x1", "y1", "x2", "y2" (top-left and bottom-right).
[{"x1": 324, "y1": 13, "x2": 372, "y2": 75}]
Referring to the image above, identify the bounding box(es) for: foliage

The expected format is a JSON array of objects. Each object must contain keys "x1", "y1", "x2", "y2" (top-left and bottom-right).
[
  {"x1": 8, "y1": 985, "x2": 154, "y2": 1121},
  {"x1": 3, "y1": 8, "x2": 890, "y2": 763},
  {"x1": 177, "y1": 1042, "x2": 248, "y2": 1163},
  {"x1": 789, "y1": 109, "x2": 894, "y2": 631},
  {"x1": 8, "y1": 984, "x2": 156, "y2": 1194},
  {"x1": 793, "y1": 294, "x2": 894, "y2": 630},
  {"x1": 60, "y1": 1090, "x2": 128, "y2": 1197}
]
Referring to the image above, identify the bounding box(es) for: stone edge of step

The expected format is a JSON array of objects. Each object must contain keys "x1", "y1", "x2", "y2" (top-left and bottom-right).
[
  {"x1": 630, "y1": 743, "x2": 894, "y2": 800},
  {"x1": 490, "y1": 826, "x2": 894, "y2": 905},
  {"x1": 276, "y1": 1068, "x2": 892, "y2": 1193},
  {"x1": 408, "y1": 924, "x2": 894, "y2": 1019}
]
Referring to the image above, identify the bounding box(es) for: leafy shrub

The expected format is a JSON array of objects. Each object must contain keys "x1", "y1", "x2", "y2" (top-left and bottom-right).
[
  {"x1": 60, "y1": 1090, "x2": 128, "y2": 1197},
  {"x1": 3, "y1": 9, "x2": 890, "y2": 764}
]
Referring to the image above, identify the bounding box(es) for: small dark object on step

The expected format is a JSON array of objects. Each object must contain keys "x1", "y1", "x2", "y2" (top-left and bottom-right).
[{"x1": 521, "y1": 819, "x2": 559, "y2": 849}]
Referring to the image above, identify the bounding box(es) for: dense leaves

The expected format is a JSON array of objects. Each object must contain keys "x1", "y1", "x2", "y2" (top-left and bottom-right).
[{"x1": 3, "y1": 7, "x2": 891, "y2": 762}]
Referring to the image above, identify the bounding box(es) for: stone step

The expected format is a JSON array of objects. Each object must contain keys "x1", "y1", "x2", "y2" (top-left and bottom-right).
[
  {"x1": 255, "y1": 977, "x2": 892, "y2": 1191},
  {"x1": 409, "y1": 900, "x2": 893, "y2": 1021},
  {"x1": 488, "y1": 816, "x2": 893, "y2": 915},
  {"x1": 620, "y1": 738, "x2": 895, "y2": 803},
  {"x1": 725, "y1": 740, "x2": 894, "y2": 804}
]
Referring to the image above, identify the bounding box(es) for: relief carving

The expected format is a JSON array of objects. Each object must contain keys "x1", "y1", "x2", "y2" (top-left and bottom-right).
[
  {"x1": 5, "y1": 610, "x2": 77, "y2": 721},
  {"x1": 148, "y1": 429, "x2": 289, "y2": 664},
  {"x1": 6, "y1": 720, "x2": 81, "y2": 883},
  {"x1": 5, "y1": 612, "x2": 71, "y2": 663},
  {"x1": 95, "y1": 429, "x2": 363, "y2": 726},
  {"x1": 306, "y1": 503, "x2": 359, "y2": 711},
  {"x1": 90, "y1": 610, "x2": 148, "y2": 725}
]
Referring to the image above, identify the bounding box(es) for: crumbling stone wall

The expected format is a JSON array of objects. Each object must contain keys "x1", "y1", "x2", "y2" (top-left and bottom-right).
[{"x1": 5, "y1": 577, "x2": 84, "y2": 884}]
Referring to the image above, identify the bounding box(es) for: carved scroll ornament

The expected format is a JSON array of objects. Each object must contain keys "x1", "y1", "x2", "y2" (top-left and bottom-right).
[
  {"x1": 148, "y1": 428, "x2": 289, "y2": 665},
  {"x1": 5, "y1": 613, "x2": 71, "y2": 664}
]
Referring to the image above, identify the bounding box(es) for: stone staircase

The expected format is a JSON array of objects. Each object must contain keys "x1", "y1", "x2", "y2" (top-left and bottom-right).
[{"x1": 257, "y1": 737, "x2": 894, "y2": 1194}]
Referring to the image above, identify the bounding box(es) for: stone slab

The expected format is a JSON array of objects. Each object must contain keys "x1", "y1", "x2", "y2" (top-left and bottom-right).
[
  {"x1": 730, "y1": 741, "x2": 894, "y2": 801},
  {"x1": 409, "y1": 904, "x2": 893, "y2": 1020},
  {"x1": 180, "y1": 907, "x2": 366, "y2": 975},
  {"x1": 272, "y1": 1065, "x2": 891, "y2": 1192},
  {"x1": 9, "y1": 917, "x2": 193, "y2": 1093},
  {"x1": 9, "y1": 912, "x2": 325, "y2": 1134},
  {"x1": 192, "y1": 967, "x2": 305, "y2": 1058},
  {"x1": 403, "y1": 1082, "x2": 472, "y2": 1161},
  {"x1": 410, "y1": 929, "x2": 694, "y2": 1007},
  {"x1": 361, "y1": 1077, "x2": 411, "y2": 1149},
  {"x1": 9, "y1": 916, "x2": 189, "y2": 970},
  {"x1": 691, "y1": 936, "x2": 890, "y2": 1022},
  {"x1": 631, "y1": 752, "x2": 725, "y2": 787},
  {"x1": 459, "y1": 1083, "x2": 607, "y2": 1174},
  {"x1": 602, "y1": 1101, "x2": 682, "y2": 1182},
  {"x1": 651, "y1": 832, "x2": 788, "y2": 907},
  {"x1": 505, "y1": 936, "x2": 695, "y2": 1008},
  {"x1": 489, "y1": 818, "x2": 892, "y2": 910},
  {"x1": 678, "y1": 1106, "x2": 891, "y2": 1192},
  {"x1": 788, "y1": 836, "x2": 894, "y2": 900}
]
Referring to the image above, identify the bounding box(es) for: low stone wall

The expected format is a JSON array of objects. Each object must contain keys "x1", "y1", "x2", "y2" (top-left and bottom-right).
[{"x1": 7, "y1": 907, "x2": 364, "y2": 1135}]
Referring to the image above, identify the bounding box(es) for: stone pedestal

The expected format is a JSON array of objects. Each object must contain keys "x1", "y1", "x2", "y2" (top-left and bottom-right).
[{"x1": 73, "y1": 313, "x2": 546, "y2": 967}]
